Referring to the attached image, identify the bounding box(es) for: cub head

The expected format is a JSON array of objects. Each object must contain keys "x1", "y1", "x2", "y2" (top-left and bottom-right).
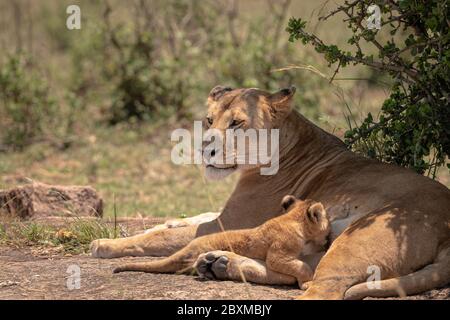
[
  {"x1": 281, "y1": 195, "x2": 330, "y2": 245},
  {"x1": 202, "y1": 86, "x2": 296, "y2": 180}
]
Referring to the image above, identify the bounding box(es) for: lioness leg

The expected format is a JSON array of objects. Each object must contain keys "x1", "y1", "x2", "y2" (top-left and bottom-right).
[
  {"x1": 194, "y1": 250, "x2": 297, "y2": 285},
  {"x1": 91, "y1": 225, "x2": 198, "y2": 258},
  {"x1": 296, "y1": 247, "x2": 369, "y2": 300},
  {"x1": 344, "y1": 241, "x2": 450, "y2": 299},
  {"x1": 298, "y1": 211, "x2": 445, "y2": 300},
  {"x1": 143, "y1": 212, "x2": 220, "y2": 234},
  {"x1": 91, "y1": 217, "x2": 225, "y2": 258}
]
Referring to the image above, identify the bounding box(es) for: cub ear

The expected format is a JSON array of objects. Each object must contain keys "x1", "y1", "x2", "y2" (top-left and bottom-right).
[
  {"x1": 306, "y1": 202, "x2": 326, "y2": 224},
  {"x1": 269, "y1": 86, "x2": 296, "y2": 122},
  {"x1": 209, "y1": 85, "x2": 233, "y2": 101},
  {"x1": 281, "y1": 195, "x2": 297, "y2": 211}
]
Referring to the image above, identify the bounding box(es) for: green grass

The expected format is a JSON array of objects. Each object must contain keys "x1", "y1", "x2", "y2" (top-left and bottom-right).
[{"x1": 0, "y1": 218, "x2": 118, "y2": 254}]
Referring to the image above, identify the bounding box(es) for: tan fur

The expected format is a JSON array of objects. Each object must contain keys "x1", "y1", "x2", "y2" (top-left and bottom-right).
[
  {"x1": 113, "y1": 197, "x2": 330, "y2": 286},
  {"x1": 91, "y1": 86, "x2": 450, "y2": 299}
]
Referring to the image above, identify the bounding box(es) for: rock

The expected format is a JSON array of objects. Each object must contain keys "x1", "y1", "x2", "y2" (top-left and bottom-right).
[{"x1": 0, "y1": 182, "x2": 103, "y2": 219}]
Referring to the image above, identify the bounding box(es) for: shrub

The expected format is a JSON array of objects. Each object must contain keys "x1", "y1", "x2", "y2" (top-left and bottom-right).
[
  {"x1": 101, "y1": 1, "x2": 209, "y2": 124},
  {"x1": 287, "y1": 0, "x2": 449, "y2": 176},
  {"x1": 0, "y1": 55, "x2": 58, "y2": 150}
]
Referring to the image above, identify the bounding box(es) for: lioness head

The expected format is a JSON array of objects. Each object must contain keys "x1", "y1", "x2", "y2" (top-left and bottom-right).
[
  {"x1": 281, "y1": 195, "x2": 330, "y2": 245},
  {"x1": 202, "y1": 86, "x2": 296, "y2": 180}
]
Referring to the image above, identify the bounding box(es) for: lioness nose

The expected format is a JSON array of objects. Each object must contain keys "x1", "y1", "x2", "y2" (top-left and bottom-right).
[
  {"x1": 203, "y1": 146, "x2": 217, "y2": 163},
  {"x1": 203, "y1": 145, "x2": 218, "y2": 164}
]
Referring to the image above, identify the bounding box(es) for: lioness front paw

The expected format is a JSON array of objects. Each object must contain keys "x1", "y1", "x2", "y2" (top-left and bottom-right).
[
  {"x1": 90, "y1": 239, "x2": 107, "y2": 258},
  {"x1": 90, "y1": 238, "x2": 120, "y2": 258}
]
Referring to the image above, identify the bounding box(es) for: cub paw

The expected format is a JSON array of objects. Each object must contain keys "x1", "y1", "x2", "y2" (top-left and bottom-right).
[{"x1": 194, "y1": 251, "x2": 231, "y2": 280}]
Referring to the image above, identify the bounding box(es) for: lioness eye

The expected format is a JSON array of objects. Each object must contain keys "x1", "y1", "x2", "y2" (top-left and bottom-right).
[
  {"x1": 230, "y1": 120, "x2": 244, "y2": 128},
  {"x1": 206, "y1": 117, "x2": 213, "y2": 125}
]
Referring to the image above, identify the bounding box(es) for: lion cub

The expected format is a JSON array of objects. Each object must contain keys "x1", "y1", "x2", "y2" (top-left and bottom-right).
[{"x1": 113, "y1": 196, "x2": 330, "y2": 285}]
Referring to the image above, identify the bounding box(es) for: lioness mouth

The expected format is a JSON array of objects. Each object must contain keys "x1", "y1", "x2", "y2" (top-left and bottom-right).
[
  {"x1": 204, "y1": 164, "x2": 238, "y2": 180},
  {"x1": 206, "y1": 164, "x2": 237, "y2": 170}
]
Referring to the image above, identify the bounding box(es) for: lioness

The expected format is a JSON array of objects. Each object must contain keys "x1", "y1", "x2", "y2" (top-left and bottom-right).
[
  {"x1": 113, "y1": 196, "x2": 330, "y2": 287},
  {"x1": 91, "y1": 86, "x2": 450, "y2": 299}
]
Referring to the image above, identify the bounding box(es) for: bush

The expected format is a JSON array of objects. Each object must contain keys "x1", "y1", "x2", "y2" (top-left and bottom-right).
[
  {"x1": 103, "y1": 32, "x2": 197, "y2": 124},
  {"x1": 100, "y1": 1, "x2": 211, "y2": 124},
  {"x1": 0, "y1": 55, "x2": 58, "y2": 150},
  {"x1": 287, "y1": 0, "x2": 449, "y2": 176}
]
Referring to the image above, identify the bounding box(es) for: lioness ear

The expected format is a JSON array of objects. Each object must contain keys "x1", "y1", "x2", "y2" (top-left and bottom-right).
[
  {"x1": 281, "y1": 195, "x2": 296, "y2": 211},
  {"x1": 269, "y1": 86, "x2": 296, "y2": 122},
  {"x1": 307, "y1": 202, "x2": 326, "y2": 224},
  {"x1": 209, "y1": 85, "x2": 233, "y2": 101}
]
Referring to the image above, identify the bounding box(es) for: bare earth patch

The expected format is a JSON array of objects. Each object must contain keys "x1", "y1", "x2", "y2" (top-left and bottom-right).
[{"x1": 0, "y1": 246, "x2": 301, "y2": 300}]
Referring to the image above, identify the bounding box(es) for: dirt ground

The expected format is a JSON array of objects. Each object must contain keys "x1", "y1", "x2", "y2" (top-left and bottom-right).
[
  {"x1": 0, "y1": 217, "x2": 449, "y2": 300},
  {"x1": 0, "y1": 246, "x2": 302, "y2": 300},
  {"x1": 0, "y1": 246, "x2": 448, "y2": 300}
]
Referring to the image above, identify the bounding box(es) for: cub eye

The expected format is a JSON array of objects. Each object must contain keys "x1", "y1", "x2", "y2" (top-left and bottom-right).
[
  {"x1": 206, "y1": 117, "x2": 213, "y2": 125},
  {"x1": 230, "y1": 119, "x2": 244, "y2": 128}
]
